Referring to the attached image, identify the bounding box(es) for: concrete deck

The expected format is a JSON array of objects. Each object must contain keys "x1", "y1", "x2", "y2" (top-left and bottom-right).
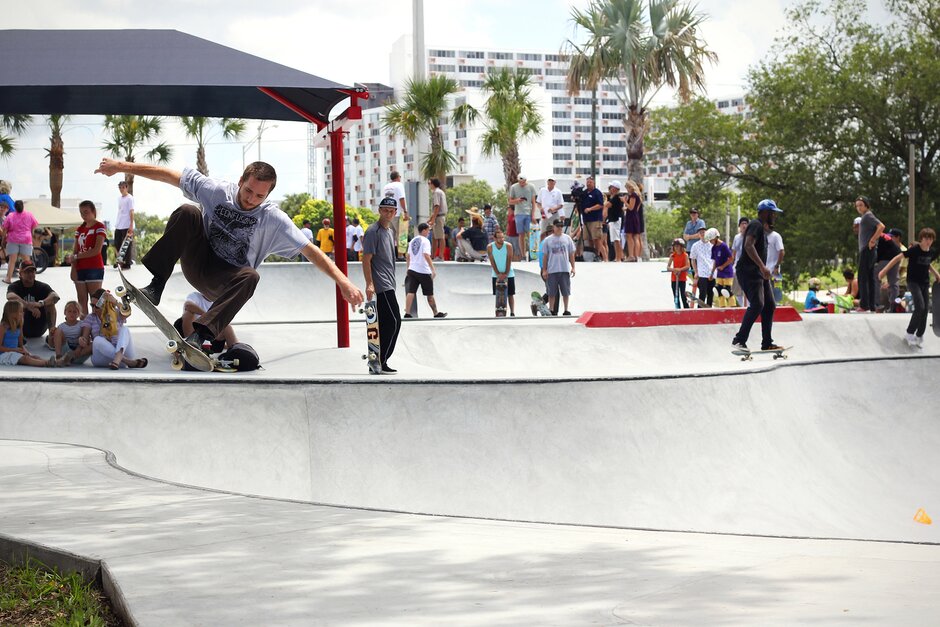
[{"x1": 2, "y1": 262, "x2": 938, "y2": 625}]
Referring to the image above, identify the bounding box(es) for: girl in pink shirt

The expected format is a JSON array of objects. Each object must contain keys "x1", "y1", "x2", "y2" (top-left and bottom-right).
[{"x1": 2, "y1": 200, "x2": 38, "y2": 284}]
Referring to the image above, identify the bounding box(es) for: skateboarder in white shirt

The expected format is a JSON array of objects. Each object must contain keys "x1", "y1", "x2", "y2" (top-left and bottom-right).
[{"x1": 403, "y1": 223, "x2": 446, "y2": 319}]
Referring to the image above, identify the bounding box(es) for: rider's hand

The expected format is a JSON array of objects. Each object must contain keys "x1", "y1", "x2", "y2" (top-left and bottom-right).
[{"x1": 94, "y1": 158, "x2": 122, "y2": 177}]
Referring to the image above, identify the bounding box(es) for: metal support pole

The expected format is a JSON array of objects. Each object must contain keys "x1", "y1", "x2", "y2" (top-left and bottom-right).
[
  {"x1": 330, "y1": 126, "x2": 350, "y2": 348},
  {"x1": 908, "y1": 139, "x2": 916, "y2": 245}
]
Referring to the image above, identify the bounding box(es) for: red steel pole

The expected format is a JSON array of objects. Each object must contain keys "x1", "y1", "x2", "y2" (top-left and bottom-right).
[{"x1": 329, "y1": 126, "x2": 350, "y2": 348}]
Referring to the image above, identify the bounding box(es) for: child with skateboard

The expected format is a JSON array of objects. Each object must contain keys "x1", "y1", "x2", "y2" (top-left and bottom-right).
[
  {"x1": 487, "y1": 226, "x2": 515, "y2": 316},
  {"x1": 878, "y1": 227, "x2": 939, "y2": 347},
  {"x1": 74, "y1": 288, "x2": 147, "y2": 369},
  {"x1": 666, "y1": 238, "x2": 690, "y2": 309},
  {"x1": 0, "y1": 301, "x2": 57, "y2": 367}
]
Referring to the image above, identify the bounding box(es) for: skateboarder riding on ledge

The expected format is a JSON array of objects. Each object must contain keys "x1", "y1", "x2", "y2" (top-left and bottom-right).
[
  {"x1": 94, "y1": 158, "x2": 364, "y2": 348},
  {"x1": 732, "y1": 199, "x2": 785, "y2": 353}
]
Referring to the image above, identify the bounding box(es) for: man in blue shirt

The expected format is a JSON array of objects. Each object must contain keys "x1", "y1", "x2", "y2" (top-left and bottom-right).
[
  {"x1": 683, "y1": 208, "x2": 706, "y2": 251},
  {"x1": 577, "y1": 177, "x2": 605, "y2": 261}
]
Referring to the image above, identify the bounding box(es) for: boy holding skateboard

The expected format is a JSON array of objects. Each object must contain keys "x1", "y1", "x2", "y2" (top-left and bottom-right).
[
  {"x1": 879, "y1": 227, "x2": 939, "y2": 347},
  {"x1": 362, "y1": 197, "x2": 401, "y2": 373},
  {"x1": 488, "y1": 227, "x2": 515, "y2": 316}
]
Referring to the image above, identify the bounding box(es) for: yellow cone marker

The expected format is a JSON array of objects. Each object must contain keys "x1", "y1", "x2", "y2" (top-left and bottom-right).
[{"x1": 914, "y1": 508, "x2": 932, "y2": 525}]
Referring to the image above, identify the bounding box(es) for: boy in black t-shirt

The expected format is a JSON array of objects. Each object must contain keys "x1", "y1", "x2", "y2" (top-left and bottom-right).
[
  {"x1": 732, "y1": 199, "x2": 785, "y2": 352},
  {"x1": 879, "y1": 227, "x2": 939, "y2": 347}
]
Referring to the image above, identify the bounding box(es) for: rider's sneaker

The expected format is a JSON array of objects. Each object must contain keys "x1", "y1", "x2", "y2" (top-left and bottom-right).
[
  {"x1": 905, "y1": 333, "x2": 919, "y2": 348},
  {"x1": 403, "y1": 313, "x2": 413, "y2": 318},
  {"x1": 434, "y1": 312, "x2": 448, "y2": 318},
  {"x1": 139, "y1": 276, "x2": 167, "y2": 306},
  {"x1": 915, "y1": 335, "x2": 925, "y2": 347},
  {"x1": 732, "y1": 340, "x2": 748, "y2": 352},
  {"x1": 762, "y1": 343, "x2": 785, "y2": 351}
]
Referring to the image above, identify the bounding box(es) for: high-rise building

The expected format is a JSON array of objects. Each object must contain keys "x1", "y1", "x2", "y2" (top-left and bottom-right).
[{"x1": 310, "y1": 35, "x2": 748, "y2": 212}]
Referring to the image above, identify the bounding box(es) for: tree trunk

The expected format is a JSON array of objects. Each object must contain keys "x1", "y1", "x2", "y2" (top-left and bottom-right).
[
  {"x1": 430, "y1": 128, "x2": 447, "y2": 190},
  {"x1": 196, "y1": 143, "x2": 208, "y2": 176},
  {"x1": 502, "y1": 141, "x2": 520, "y2": 192},
  {"x1": 624, "y1": 105, "x2": 649, "y2": 185},
  {"x1": 48, "y1": 134, "x2": 64, "y2": 208}
]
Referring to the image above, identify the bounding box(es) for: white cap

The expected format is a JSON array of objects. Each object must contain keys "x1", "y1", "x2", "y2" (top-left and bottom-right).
[
  {"x1": 704, "y1": 228, "x2": 720, "y2": 241},
  {"x1": 853, "y1": 217, "x2": 862, "y2": 225},
  {"x1": 608, "y1": 180, "x2": 623, "y2": 190}
]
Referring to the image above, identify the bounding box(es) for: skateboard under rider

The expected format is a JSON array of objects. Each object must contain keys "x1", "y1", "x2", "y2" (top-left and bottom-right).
[
  {"x1": 495, "y1": 278, "x2": 508, "y2": 317},
  {"x1": 731, "y1": 346, "x2": 792, "y2": 361},
  {"x1": 115, "y1": 268, "x2": 215, "y2": 372},
  {"x1": 361, "y1": 299, "x2": 383, "y2": 374}
]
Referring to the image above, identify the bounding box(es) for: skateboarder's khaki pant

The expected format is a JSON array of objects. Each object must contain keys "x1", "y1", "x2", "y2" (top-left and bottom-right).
[{"x1": 143, "y1": 204, "x2": 259, "y2": 339}]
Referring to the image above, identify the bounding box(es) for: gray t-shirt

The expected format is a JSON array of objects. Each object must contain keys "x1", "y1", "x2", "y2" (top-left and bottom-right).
[
  {"x1": 432, "y1": 188, "x2": 448, "y2": 216},
  {"x1": 179, "y1": 168, "x2": 307, "y2": 268},
  {"x1": 510, "y1": 182, "x2": 538, "y2": 218},
  {"x1": 542, "y1": 233, "x2": 576, "y2": 274},
  {"x1": 858, "y1": 210, "x2": 881, "y2": 252},
  {"x1": 363, "y1": 222, "x2": 397, "y2": 293}
]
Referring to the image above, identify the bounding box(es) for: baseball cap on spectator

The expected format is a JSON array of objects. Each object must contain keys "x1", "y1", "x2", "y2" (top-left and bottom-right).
[
  {"x1": 547, "y1": 176, "x2": 555, "y2": 182},
  {"x1": 704, "y1": 228, "x2": 720, "y2": 241},
  {"x1": 378, "y1": 197, "x2": 398, "y2": 209},
  {"x1": 608, "y1": 180, "x2": 623, "y2": 190},
  {"x1": 19, "y1": 259, "x2": 36, "y2": 272},
  {"x1": 689, "y1": 208, "x2": 700, "y2": 214},
  {"x1": 888, "y1": 228, "x2": 903, "y2": 239},
  {"x1": 853, "y1": 217, "x2": 862, "y2": 226},
  {"x1": 322, "y1": 218, "x2": 331, "y2": 225},
  {"x1": 552, "y1": 218, "x2": 564, "y2": 227}
]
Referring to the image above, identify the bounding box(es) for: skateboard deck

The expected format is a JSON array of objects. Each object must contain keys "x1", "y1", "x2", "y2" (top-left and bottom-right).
[
  {"x1": 397, "y1": 215, "x2": 409, "y2": 256},
  {"x1": 116, "y1": 269, "x2": 214, "y2": 372},
  {"x1": 530, "y1": 291, "x2": 552, "y2": 316},
  {"x1": 732, "y1": 346, "x2": 792, "y2": 361},
  {"x1": 528, "y1": 224, "x2": 540, "y2": 262},
  {"x1": 495, "y1": 278, "x2": 508, "y2": 317},
  {"x1": 361, "y1": 299, "x2": 382, "y2": 374},
  {"x1": 115, "y1": 233, "x2": 133, "y2": 267},
  {"x1": 686, "y1": 291, "x2": 711, "y2": 308},
  {"x1": 933, "y1": 283, "x2": 940, "y2": 337}
]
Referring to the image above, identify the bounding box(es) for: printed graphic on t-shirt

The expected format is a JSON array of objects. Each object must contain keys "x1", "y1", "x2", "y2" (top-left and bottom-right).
[
  {"x1": 209, "y1": 205, "x2": 257, "y2": 266},
  {"x1": 409, "y1": 238, "x2": 422, "y2": 257}
]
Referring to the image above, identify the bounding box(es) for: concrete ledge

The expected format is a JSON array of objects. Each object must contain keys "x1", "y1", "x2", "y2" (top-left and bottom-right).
[{"x1": 577, "y1": 306, "x2": 804, "y2": 328}]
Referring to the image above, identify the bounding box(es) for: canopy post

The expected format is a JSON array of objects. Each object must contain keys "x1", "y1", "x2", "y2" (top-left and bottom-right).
[{"x1": 329, "y1": 125, "x2": 350, "y2": 348}]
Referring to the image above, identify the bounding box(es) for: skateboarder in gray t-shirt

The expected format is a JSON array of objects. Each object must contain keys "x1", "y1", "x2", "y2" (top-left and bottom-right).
[{"x1": 362, "y1": 197, "x2": 401, "y2": 373}]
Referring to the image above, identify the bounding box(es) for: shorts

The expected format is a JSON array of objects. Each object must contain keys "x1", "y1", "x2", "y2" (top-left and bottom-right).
[
  {"x1": 6, "y1": 242, "x2": 31, "y2": 256},
  {"x1": 404, "y1": 270, "x2": 434, "y2": 295},
  {"x1": 585, "y1": 221, "x2": 604, "y2": 241},
  {"x1": 75, "y1": 267, "x2": 105, "y2": 283},
  {"x1": 607, "y1": 219, "x2": 622, "y2": 244},
  {"x1": 491, "y1": 276, "x2": 516, "y2": 296},
  {"x1": 540, "y1": 218, "x2": 554, "y2": 235},
  {"x1": 514, "y1": 213, "x2": 531, "y2": 234},
  {"x1": 432, "y1": 215, "x2": 445, "y2": 239},
  {"x1": 0, "y1": 351, "x2": 23, "y2": 366},
  {"x1": 546, "y1": 271, "x2": 572, "y2": 297}
]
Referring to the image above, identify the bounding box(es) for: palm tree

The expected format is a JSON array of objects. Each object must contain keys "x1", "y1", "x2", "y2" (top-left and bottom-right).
[
  {"x1": 0, "y1": 115, "x2": 33, "y2": 159},
  {"x1": 565, "y1": 0, "x2": 717, "y2": 184},
  {"x1": 102, "y1": 115, "x2": 173, "y2": 195},
  {"x1": 179, "y1": 117, "x2": 247, "y2": 176},
  {"x1": 382, "y1": 75, "x2": 476, "y2": 187},
  {"x1": 479, "y1": 68, "x2": 544, "y2": 191},
  {"x1": 45, "y1": 115, "x2": 71, "y2": 207}
]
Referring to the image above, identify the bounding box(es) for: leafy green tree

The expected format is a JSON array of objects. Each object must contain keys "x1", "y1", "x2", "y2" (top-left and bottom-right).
[
  {"x1": 0, "y1": 115, "x2": 32, "y2": 159},
  {"x1": 443, "y1": 180, "x2": 509, "y2": 228},
  {"x1": 44, "y1": 115, "x2": 71, "y2": 207},
  {"x1": 179, "y1": 117, "x2": 246, "y2": 176},
  {"x1": 130, "y1": 211, "x2": 168, "y2": 259},
  {"x1": 382, "y1": 75, "x2": 476, "y2": 187},
  {"x1": 565, "y1": 0, "x2": 716, "y2": 184},
  {"x1": 279, "y1": 192, "x2": 312, "y2": 219},
  {"x1": 102, "y1": 115, "x2": 172, "y2": 195},
  {"x1": 478, "y1": 68, "x2": 544, "y2": 191},
  {"x1": 651, "y1": 0, "x2": 940, "y2": 280},
  {"x1": 290, "y1": 198, "x2": 379, "y2": 238}
]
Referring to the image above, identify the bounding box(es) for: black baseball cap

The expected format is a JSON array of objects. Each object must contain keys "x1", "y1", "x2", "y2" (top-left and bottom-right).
[{"x1": 552, "y1": 218, "x2": 564, "y2": 227}]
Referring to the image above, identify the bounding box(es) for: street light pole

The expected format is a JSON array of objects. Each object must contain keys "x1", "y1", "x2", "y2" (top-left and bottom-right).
[
  {"x1": 242, "y1": 121, "x2": 278, "y2": 170},
  {"x1": 905, "y1": 131, "x2": 918, "y2": 244}
]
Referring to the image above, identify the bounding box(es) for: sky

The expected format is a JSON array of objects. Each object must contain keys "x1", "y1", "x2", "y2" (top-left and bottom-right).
[{"x1": 1, "y1": 0, "x2": 877, "y2": 224}]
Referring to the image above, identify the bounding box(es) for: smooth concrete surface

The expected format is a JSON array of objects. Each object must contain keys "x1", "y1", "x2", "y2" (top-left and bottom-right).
[
  {"x1": 3, "y1": 262, "x2": 940, "y2": 624},
  {"x1": 3, "y1": 441, "x2": 940, "y2": 626}
]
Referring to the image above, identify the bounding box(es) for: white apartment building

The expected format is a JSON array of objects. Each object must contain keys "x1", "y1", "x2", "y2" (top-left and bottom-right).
[{"x1": 312, "y1": 35, "x2": 749, "y2": 211}]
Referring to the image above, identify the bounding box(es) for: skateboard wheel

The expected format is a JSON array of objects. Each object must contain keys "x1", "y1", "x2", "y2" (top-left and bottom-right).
[
  {"x1": 362, "y1": 354, "x2": 367, "y2": 360},
  {"x1": 166, "y1": 340, "x2": 178, "y2": 354},
  {"x1": 170, "y1": 356, "x2": 184, "y2": 370},
  {"x1": 120, "y1": 305, "x2": 132, "y2": 317},
  {"x1": 115, "y1": 285, "x2": 126, "y2": 297}
]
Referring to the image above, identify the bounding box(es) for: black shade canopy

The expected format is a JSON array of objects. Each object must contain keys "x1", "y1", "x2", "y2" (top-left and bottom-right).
[{"x1": 0, "y1": 29, "x2": 355, "y2": 123}]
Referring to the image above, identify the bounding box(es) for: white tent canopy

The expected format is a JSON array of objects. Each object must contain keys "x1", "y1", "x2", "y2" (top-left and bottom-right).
[{"x1": 22, "y1": 199, "x2": 82, "y2": 230}]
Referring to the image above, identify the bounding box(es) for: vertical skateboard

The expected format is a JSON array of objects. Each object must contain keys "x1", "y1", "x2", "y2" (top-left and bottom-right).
[
  {"x1": 361, "y1": 299, "x2": 383, "y2": 374},
  {"x1": 397, "y1": 215, "x2": 409, "y2": 257},
  {"x1": 932, "y1": 282, "x2": 940, "y2": 337},
  {"x1": 528, "y1": 223, "x2": 540, "y2": 262},
  {"x1": 115, "y1": 269, "x2": 215, "y2": 372},
  {"x1": 495, "y1": 278, "x2": 508, "y2": 317},
  {"x1": 530, "y1": 291, "x2": 552, "y2": 316},
  {"x1": 115, "y1": 233, "x2": 133, "y2": 267}
]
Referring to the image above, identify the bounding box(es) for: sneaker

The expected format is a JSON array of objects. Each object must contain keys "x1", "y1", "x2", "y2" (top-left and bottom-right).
[
  {"x1": 139, "y1": 276, "x2": 167, "y2": 306},
  {"x1": 916, "y1": 335, "x2": 925, "y2": 347},
  {"x1": 381, "y1": 365, "x2": 397, "y2": 374},
  {"x1": 762, "y1": 344, "x2": 785, "y2": 352},
  {"x1": 562, "y1": 311, "x2": 571, "y2": 316},
  {"x1": 905, "y1": 333, "x2": 919, "y2": 347},
  {"x1": 732, "y1": 340, "x2": 748, "y2": 352},
  {"x1": 434, "y1": 312, "x2": 447, "y2": 318},
  {"x1": 403, "y1": 313, "x2": 413, "y2": 319}
]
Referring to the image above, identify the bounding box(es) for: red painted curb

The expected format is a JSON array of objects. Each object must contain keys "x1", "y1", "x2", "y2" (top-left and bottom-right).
[{"x1": 577, "y1": 307, "x2": 803, "y2": 328}]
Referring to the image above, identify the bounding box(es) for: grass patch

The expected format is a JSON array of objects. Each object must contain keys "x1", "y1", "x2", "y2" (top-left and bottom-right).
[{"x1": 0, "y1": 559, "x2": 124, "y2": 626}]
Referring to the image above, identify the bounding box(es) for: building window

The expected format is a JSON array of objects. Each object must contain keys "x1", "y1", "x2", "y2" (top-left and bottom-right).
[
  {"x1": 456, "y1": 129, "x2": 467, "y2": 139},
  {"x1": 552, "y1": 96, "x2": 570, "y2": 104},
  {"x1": 545, "y1": 54, "x2": 569, "y2": 62},
  {"x1": 602, "y1": 112, "x2": 622, "y2": 120},
  {"x1": 552, "y1": 110, "x2": 570, "y2": 119},
  {"x1": 404, "y1": 154, "x2": 414, "y2": 163},
  {"x1": 553, "y1": 153, "x2": 571, "y2": 161},
  {"x1": 554, "y1": 167, "x2": 572, "y2": 175},
  {"x1": 574, "y1": 125, "x2": 592, "y2": 133},
  {"x1": 429, "y1": 64, "x2": 455, "y2": 72},
  {"x1": 603, "y1": 168, "x2": 627, "y2": 175},
  {"x1": 603, "y1": 140, "x2": 626, "y2": 148},
  {"x1": 517, "y1": 67, "x2": 543, "y2": 76},
  {"x1": 462, "y1": 50, "x2": 484, "y2": 59},
  {"x1": 601, "y1": 98, "x2": 619, "y2": 106},
  {"x1": 488, "y1": 51, "x2": 513, "y2": 60},
  {"x1": 429, "y1": 49, "x2": 456, "y2": 58},
  {"x1": 553, "y1": 139, "x2": 572, "y2": 146},
  {"x1": 601, "y1": 127, "x2": 622, "y2": 134},
  {"x1": 573, "y1": 97, "x2": 593, "y2": 106},
  {"x1": 575, "y1": 167, "x2": 594, "y2": 175},
  {"x1": 552, "y1": 124, "x2": 572, "y2": 133},
  {"x1": 545, "y1": 68, "x2": 568, "y2": 76},
  {"x1": 461, "y1": 80, "x2": 484, "y2": 88},
  {"x1": 575, "y1": 139, "x2": 592, "y2": 147},
  {"x1": 461, "y1": 65, "x2": 485, "y2": 74},
  {"x1": 670, "y1": 164, "x2": 682, "y2": 172},
  {"x1": 717, "y1": 100, "x2": 729, "y2": 109},
  {"x1": 607, "y1": 153, "x2": 627, "y2": 161},
  {"x1": 545, "y1": 83, "x2": 566, "y2": 91},
  {"x1": 519, "y1": 53, "x2": 543, "y2": 61}
]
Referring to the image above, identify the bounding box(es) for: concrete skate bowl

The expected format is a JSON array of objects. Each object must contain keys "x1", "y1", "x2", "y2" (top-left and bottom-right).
[{"x1": 3, "y1": 355, "x2": 937, "y2": 545}]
